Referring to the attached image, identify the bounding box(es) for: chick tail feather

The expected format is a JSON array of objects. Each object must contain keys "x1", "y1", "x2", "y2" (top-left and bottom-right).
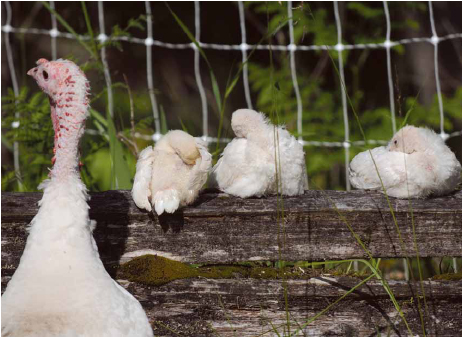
[
  {"x1": 188, "y1": 138, "x2": 212, "y2": 193},
  {"x1": 132, "y1": 146, "x2": 155, "y2": 212},
  {"x1": 153, "y1": 189, "x2": 180, "y2": 215}
]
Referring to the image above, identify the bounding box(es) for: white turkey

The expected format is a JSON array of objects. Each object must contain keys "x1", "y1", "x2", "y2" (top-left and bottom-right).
[
  {"x1": 211, "y1": 109, "x2": 308, "y2": 198},
  {"x1": 132, "y1": 130, "x2": 212, "y2": 215},
  {"x1": 1, "y1": 58, "x2": 153, "y2": 336},
  {"x1": 349, "y1": 125, "x2": 461, "y2": 198}
]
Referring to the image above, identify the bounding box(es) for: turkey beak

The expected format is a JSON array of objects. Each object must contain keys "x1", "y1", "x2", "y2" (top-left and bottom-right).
[{"x1": 27, "y1": 67, "x2": 37, "y2": 77}]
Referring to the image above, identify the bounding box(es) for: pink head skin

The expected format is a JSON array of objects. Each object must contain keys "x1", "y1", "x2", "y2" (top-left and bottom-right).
[{"x1": 28, "y1": 58, "x2": 90, "y2": 177}]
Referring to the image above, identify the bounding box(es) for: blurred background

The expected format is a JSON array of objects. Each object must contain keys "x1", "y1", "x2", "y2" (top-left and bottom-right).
[{"x1": 1, "y1": 1, "x2": 462, "y2": 193}]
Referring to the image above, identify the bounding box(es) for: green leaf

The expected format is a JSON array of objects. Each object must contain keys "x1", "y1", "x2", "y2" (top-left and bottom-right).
[
  {"x1": 405, "y1": 18, "x2": 420, "y2": 31},
  {"x1": 92, "y1": 120, "x2": 109, "y2": 141},
  {"x1": 81, "y1": 1, "x2": 99, "y2": 60},
  {"x1": 29, "y1": 92, "x2": 45, "y2": 107},
  {"x1": 89, "y1": 108, "x2": 108, "y2": 128},
  {"x1": 41, "y1": 1, "x2": 98, "y2": 60},
  {"x1": 127, "y1": 16, "x2": 146, "y2": 31},
  {"x1": 18, "y1": 86, "x2": 28, "y2": 101},
  {"x1": 400, "y1": 74, "x2": 428, "y2": 129},
  {"x1": 177, "y1": 116, "x2": 188, "y2": 133},
  {"x1": 1, "y1": 134, "x2": 13, "y2": 151},
  {"x1": 347, "y1": 2, "x2": 383, "y2": 19},
  {"x1": 106, "y1": 110, "x2": 133, "y2": 189},
  {"x1": 224, "y1": 74, "x2": 241, "y2": 100},
  {"x1": 165, "y1": 3, "x2": 222, "y2": 112},
  {"x1": 210, "y1": 72, "x2": 222, "y2": 112},
  {"x1": 160, "y1": 105, "x2": 168, "y2": 134}
]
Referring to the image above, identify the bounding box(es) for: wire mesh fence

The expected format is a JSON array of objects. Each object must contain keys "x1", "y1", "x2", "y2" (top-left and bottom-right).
[{"x1": 2, "y1": 1, "x2": 462, "y2": 192}]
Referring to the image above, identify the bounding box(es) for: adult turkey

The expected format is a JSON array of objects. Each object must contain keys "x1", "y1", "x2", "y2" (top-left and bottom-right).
[{"x1": 1, "y1": 59, "x2": 153, "y2": 336}]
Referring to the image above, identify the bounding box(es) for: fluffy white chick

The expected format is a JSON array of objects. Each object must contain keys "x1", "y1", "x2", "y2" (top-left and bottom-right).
[
  {"x1": 132, "y1": 130, "x2": 211, "y2": 215},
  {"x1": 349, "y1": 125, "x2": 461, "y2": 198},
  {"x1": 211, "y1": 109, "x2": 308, "y2": 198}
]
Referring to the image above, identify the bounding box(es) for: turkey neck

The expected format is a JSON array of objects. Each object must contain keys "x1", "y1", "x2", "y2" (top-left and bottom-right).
[{"x1": 49, "y1": 89, "x2": 88, "y2": 180}]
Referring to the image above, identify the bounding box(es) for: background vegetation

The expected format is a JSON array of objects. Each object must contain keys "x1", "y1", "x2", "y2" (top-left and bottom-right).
[{"x1": 2, "y1": 1, "x2": 461, "y2": 192}]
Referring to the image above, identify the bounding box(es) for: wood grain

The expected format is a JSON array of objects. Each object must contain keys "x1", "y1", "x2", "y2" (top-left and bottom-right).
[
  {"x1": 1, "y1": 190, "x2": 461, "y2": 336},
  {"x1": 2, "y1": 190, "x2": 461, "y2": 272},
  {"x1": 3, "y1": 275, "x2": 459, "y2": 336},
  {"x1": 135, "y1": 277, "x2": 461, "y2": 337}
]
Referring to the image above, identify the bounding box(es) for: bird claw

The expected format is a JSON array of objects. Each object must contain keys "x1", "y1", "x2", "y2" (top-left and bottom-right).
[{"x1": 155, "y1": 200, "x2": 165, "y2": 215}]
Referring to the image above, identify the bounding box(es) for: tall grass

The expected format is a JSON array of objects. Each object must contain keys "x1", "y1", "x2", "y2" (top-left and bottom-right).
[
  {"x1": 165, "y1": 2, "x2": 435, "y2": 336},
  {"x1": 166, "y1": 3, "x2": 290, "y2": 158},
  {"x1": 35, "y1": 3, "x2": 453, "y2": 336}
]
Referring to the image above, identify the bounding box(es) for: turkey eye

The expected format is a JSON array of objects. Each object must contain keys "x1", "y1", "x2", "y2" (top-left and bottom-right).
[
  {"x1": 394, "y1": 140, "x2": 397, "y2": 145},
  {"x1": 42, "y1": 70, "x2": 49, "y2": 80}
]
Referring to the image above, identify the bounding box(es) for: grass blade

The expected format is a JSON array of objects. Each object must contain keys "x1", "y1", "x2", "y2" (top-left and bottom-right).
[
  {"x1": 89, "y1": 108, "x2": 108, "y2": 128},
  {"x1": 290, "y1": 273, "x2": 376, "y2": 336},
  {"x1": 399, "y1": 72, "x2": 430, "y2": 129},
  {"x1": 165, "y1": 2, "x2": 222, "y2": 113},
  {"x1": 160, "y1": 105, "x2": 168, "y2": 134},
  {"x1": 41, "y1": 1, "x2": 98, "y2": 60},
  {"x1": 106, "y1": 110, "x2": 133, "y2": 189},
  {"x1": 80, "y1": 1, "x2": 100, "y2": 61}
]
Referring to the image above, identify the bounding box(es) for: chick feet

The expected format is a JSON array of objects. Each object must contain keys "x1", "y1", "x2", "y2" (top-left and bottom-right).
[{"x1": 153, "y1": 189, "x2": 181, "y2": 215}]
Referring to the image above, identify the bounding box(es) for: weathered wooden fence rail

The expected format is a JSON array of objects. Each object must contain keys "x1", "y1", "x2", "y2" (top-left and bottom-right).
[{"x1": 2, "y1": 189, "x2": 462, "y2": 336}]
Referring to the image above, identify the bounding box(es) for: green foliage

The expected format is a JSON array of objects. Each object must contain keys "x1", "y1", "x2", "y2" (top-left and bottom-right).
[
  {"x1": 2, "y1": 4, "x2": 151, "y2": 192},
  {"x1": 246, "y1": 2, "x2": 461, "y2": 190},
  {"x1": 2, "y1": 2, "x2": 461, "y2": 194},
  {"x1": 348, "y1": 2, "x2": 383, "y2": 19},
  {"x1": 1, "y1": 87, "x2": 53, "y2": 191},
  {"x1": 102, "y1": 15, "x2": 146, "y2": 52}
]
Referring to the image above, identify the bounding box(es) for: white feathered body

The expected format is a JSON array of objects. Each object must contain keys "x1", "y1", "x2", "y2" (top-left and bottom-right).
[
  {"x1": 349, "y1": 127, "x2": 461, "y2": 198},
  {"x1": 132, "y1": 130, "x2": 211, "y2": 215},
  {"x1": 2, "y1": 58, "x2": 153, "y2": 337},
  {"x1": 1, "y1": 176, "x2": 153, "y2": 336},
  {"x1": 213, "y1": 110, "x2": 307, "y2": 198}
]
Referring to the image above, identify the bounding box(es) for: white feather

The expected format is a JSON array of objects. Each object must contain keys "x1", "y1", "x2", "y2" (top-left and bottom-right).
[
  {"x1": 212, "y1": 109, "x2": 307, "y2": 198},
  {"x1": 132, "y1": 130, "x2": 212, "y2": 215},
  {"x1": 153, "y1": 189, "x2": 180, "y2": 215},
  {"x1": 2, "y1": 176, "x2": 153, "y2": 336},
  {"x1": 132, "y1": 146, "x2": 155, "y2": 211},
  {"x1": 2, "y1": 58, "x2": 153, "y2": 337},
  {"x1": 349, "y1": 126, "x2": 461, "y2": 198}
]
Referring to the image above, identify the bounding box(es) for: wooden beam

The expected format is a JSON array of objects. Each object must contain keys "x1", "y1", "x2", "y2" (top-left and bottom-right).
[
  {"x1": 1, "y1": 190, "x2": 461, "y2": 271},
  {"x1": 2, "y1": 275, "x2": 459, "y2": 336},
  {"x1": 2, "y1": 190, "x2": 461, "y2": 336}
]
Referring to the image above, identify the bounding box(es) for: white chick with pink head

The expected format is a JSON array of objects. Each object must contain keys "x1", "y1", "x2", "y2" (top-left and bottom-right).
[
  {"x1": 211, "y1": 109, "x2": 308, "y2": 198},
  {"x1": 132, "y1": 130, "x2": 212, "y2": 215},
  {"x1": 349, "y1": 125, "x2": 461, "y2": 198},
  {"x1": 1, "y1": 59, "x2": 153, "y2": 337}
]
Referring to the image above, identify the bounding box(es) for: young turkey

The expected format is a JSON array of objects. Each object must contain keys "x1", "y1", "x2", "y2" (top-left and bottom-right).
[
  {"x1": 349, "y1": 125, "x2": 461, "y2": 198},
  {"x1": 1, "y1": 59, "x2": 153, "y2": 336},
  {"x1": 211, "y1": 109, "x2": 308, "y2": 198},
  {"x1": 132, "y1": 130, "x2": 212, "y2": 215}
]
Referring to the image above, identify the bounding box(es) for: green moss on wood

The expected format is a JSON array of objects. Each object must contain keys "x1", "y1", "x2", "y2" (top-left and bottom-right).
[
  {"x1": 119, "y1": 255, "x2": 199, "y2": 286},
  {"x1": 118, "y1": 255, "x2": 372, "y2": 287}
]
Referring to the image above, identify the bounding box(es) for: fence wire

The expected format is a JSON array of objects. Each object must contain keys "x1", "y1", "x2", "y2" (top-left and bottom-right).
[
  {"x1": 145, "y1": 1, "x2": 161, "y2": 140},
  {"x1": 2, "y1": 1, "x2": 462, "y2": 192}
]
